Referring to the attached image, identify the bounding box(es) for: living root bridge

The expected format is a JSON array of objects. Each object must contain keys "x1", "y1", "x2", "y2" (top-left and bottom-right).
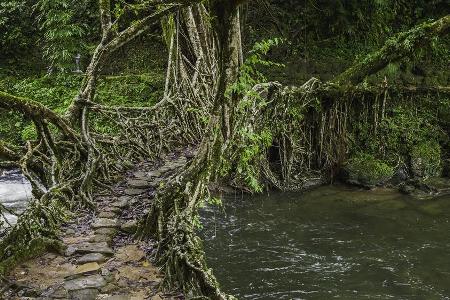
[{"x1": 0, "y1": 5, "x2": 449, "y2": 300}]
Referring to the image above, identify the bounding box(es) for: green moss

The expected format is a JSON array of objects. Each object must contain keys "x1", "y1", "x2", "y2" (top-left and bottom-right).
[
  {"x1": 410, "y1": 141, "x2": 442, "y2": 178},
  {"x1": 345, "y1": 153, "x2": 394, "y2": 187}
]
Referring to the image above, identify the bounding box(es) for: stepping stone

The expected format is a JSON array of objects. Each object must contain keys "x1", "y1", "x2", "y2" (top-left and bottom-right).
[
  {"x1": 69, "y1": 288, "x2": 99, "y2": 300},
  {"x1": 127, "y1": 179, "x2": 151, "y2": 188},
  {"x1": 64, "y1": 275, "x2": 106, "y2": 291},
  {"x1": 77, "y1": 253, "x2": 107, "y2": 264},
  {"x1": 146, "y1": 170, "x2": 162, "y2": 178},
  {"x1": 133, "y1": 171, "x2": 147, "y2": 178},
  {"x1": 72, "y1": 262, "x2": 101, "y2": 276},
  {"x1": 159, "y1": 166, "x2": 171, "y2": 173},
  {"x1": 120, "y1": 220, "x2": 138, "y2": 234},
  {"x1": 92, "y1": 218, "x2": 119, "y2": 229},
  {"x1": 95, "y1": 227, "x2": 117, "y2": 237},
  {"x1": 100, "y1": 283, "x2": 119, "y2": 293},
  {"x1": 105, "y1": 295, "x2": 132, "y2": 300},
  {"x1": 98, "y1": 211, "x2": 116, "y2": 218},
  {"x1": 124, "y1": 188, "x2": 146, "y2": 196},
  {"x1": 45, "y1": 286, "x2": 69, "y2": 299},
  {"x1": 66, "y1": 242, "x2": 114, "y2": 256},
  {"x1": 90, "y1": 234, "x2": 112, "y2": 243},
  {"x1": 112, "y1": 197, "x2": 130, "y2": 208}
]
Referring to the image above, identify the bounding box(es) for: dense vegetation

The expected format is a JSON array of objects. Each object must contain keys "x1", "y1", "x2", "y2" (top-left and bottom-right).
[{"x1": 0, "y1": 0, "x2": 449, "y2": 298}]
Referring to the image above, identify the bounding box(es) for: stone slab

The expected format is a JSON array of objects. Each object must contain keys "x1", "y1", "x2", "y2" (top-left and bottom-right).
[
  {"x1": 124, "y1": 188, "x2": 146, "y2": 196},
  {"x1": 77, "y1": 253, "x2": 107, "y2": 264},
  {"x1": 127, "y1": 179, "x2": 152, "y2": 188},
  {"x1": 92, "y1": 218, "x2": 119, "y2": 229},
  {"x1": 64, "y1": 275, "x2": 106, "y2": 291},
  {"x1": 66, "y1": 242, "x2": 114, "y2": 256}
]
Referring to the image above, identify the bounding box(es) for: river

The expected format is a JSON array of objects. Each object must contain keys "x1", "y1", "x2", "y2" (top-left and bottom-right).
[
  {"x1": 201, "y1": 185, "x2": 450, "y2": 299},
  {"x1": 0, "y1": 169, "x2": 32, "y2": 227}
]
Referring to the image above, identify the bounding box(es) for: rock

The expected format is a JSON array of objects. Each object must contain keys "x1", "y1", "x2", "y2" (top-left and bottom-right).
[
  {"x1": 64, "y1": 275, "x2": 106, "y2": 291},
  {"x1": 342, "y1": 153, "x2": 393, "y2": 188},
  {"x1": 133, "y1": 171, "x2": 147, "y2": 178},
  {"x1": 47, "y1": 286, "x2": 69, "y2": 298},
  {"x1": 391, "y1": 165, "x2": 409, "y2": 185},
  {"x1": 112, "y1": 197, "x2": 130, "y2": 208},
  {"x1": 77, "y1": 253, "x2": 107, "y2": 264},
  {"x1": 116, "y1": 245, "x2": 145, "y2": 262},
  {"x1": 98, "y1": 211, "x2": 116, "y2": 218},
  {"x1": 400, "y1": 184, "x2": 415, "y2": 195},
  {"x1": 95, "y1": 227, "x2": 117, "y2": 237},
  {"x1": 120, "y1": 220, "x2": 138, "y2": 234},
  {"x1": 127, "y1": 179, "x2": 151, "y2": 188},
  {"x1": 159, "y1": 166, "x2": 172, "y2": 173},
  {"x1": 146, "y1": 170, "x2": 162, "y2": 178},
  {"x1": 105, "y1": 295, "x2": 132, "y2": 300},
  {"x1": 100, "y1": 283, "x2": 119, "y2": 293},
  {"x1": 69, "y1": 288, "x2": 99, "y2": 300},
  {"x1": 66, "y1": 242, "x2": 114, "y2": 256},
  {"x1": 92, "y1": 218, "x2": 119, "y2": 229},
  {"x1": 90, "y1": 234, "x2": 112, "y2": 243},
  {"x1": 124, "y1": 188, "x2": 146, "y2": 196},
  {"x1": 72, "y1": 262, "x2": 101, "y2": 276},
  {"x1": 302, "y1": 177, "x2": 326, "y2": 190}
]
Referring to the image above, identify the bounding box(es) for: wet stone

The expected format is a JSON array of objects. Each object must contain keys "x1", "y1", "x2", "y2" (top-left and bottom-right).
[
  {"x1": 45, "y1": 286, "x2": 68, "y2": 299},
  {"x1": 95, "y1": 227, "x2": 117, "y2": 237},
  {"x1": 90, "y1": 234, "x2": 112, "y2": 243},
  {"x1": 69, "y1": 288, "x2": 99, "y2": 300},
  {"x1": 92, "y1": 218, "x2": 119, "y2": 229},
  {"x1": 105, "y1": 295, "x2": 132, "y2": 300},
  {"x1": 127, "y1": 179, "x2": 151, "y2": 188},
  {"x1": 72, "y1": 262, "x2": 101, "y2": 276},
  {"x1": 146, "y1": 170, "x2": 162, "y2": 178},
  {"x1": 77, "y1": 253, "x2": 107, "y2": 264},
  {"x1": 98, "y1": 211, "x2": 116, "y2": 218},
  {"x1": 100, "y1": 283, "x2": 119, "y2": 293},
  {"x1": 112, "y1": 197, "x2": 130, "y2": 208},
  {"x1": 133, "y1": 171, "x2": 147, "y2": 178},
  {"x1": 124, "y1": 188, "x2": 146, "y2": 196},
  {"x1": 64, "y1": 275, "x2": 106, "y2": 291},
  {"x1": 66, "y1": 242, "x2": 114, "y2": 256}
]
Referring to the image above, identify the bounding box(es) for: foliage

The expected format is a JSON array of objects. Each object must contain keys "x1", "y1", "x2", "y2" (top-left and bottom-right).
[
  {"x1": 34, "y1": 0, "x2": 89, "y2": 71},
  {"x1": 227, "y1": 38, "x2": 283, "y2": 191},
  {"x1": 0, "y1": 73, "x2": 164, "y2": 143},
  {"x1": 355, "y1": 104, "x2": 445, "y2": 166},
  {"x1": 344, "y1": 152, "x2": 394, "y2": 186},
  {"x1": 0, "y1": 0, "x2": 36, "y2": 57},
  {"x1": 410, "y1": 141, "x2": 442, "y2": 178}
]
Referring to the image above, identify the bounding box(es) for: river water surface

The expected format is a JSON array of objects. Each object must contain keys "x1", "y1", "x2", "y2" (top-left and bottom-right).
[
  {"x1": 0, "y1": 169, "x2": 32, "y2": 227},
  {"x1": 201, "y1": 185, "x2": 450, "y2": 299}
]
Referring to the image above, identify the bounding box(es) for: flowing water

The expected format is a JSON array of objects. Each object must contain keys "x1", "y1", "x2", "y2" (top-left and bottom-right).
[
  {"x1": 0, "y1": 169, "x2": 32, "y2": 227},
  {"x1": 201, "y1": 185, "x2": 450, "y2": 299}
]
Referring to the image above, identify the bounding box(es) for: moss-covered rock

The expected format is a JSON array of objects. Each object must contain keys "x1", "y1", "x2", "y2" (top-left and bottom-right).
[
  {"x1": 343, "y1": 153, "x2": 394, "y2": 188},
  {"x1": 410, "y1": 141, "x2": 441, "y2": 178}
]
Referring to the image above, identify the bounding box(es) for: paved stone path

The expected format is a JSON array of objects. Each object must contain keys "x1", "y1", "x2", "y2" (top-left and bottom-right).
[{"x1": 2, "y1": 152, "x2": 190, "y2": 300}]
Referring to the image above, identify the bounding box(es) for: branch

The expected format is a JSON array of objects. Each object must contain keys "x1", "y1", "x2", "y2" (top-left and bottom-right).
[
  {"x1": 99, "y1": 0, "x2": 112, "y2": 38},
  {"x1": 332, "y1": 15, "x2": 450, "y2": 85},
  {"x1": 0, "y1": 91, "x2": 79, "y2": 141}
]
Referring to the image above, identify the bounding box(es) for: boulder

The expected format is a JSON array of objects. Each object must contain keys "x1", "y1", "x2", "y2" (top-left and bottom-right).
[{"x1": 343, "y1": 153, "x2": 394, "y2": 188}]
